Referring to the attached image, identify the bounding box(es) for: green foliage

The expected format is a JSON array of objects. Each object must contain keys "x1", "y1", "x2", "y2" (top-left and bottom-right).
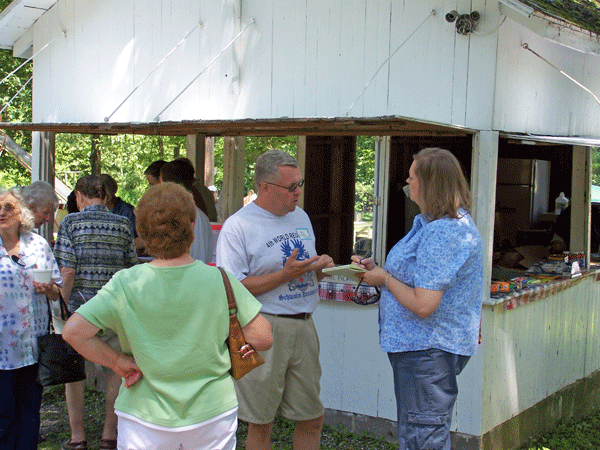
[
  {"x1": 522, "y1": 0, "x2": 600, "y2": 35},
  {"x1": 0, "y1": 155, "x2": 29, "y2": 187},
  {"x1": 213, "y1": 136, "x2": 298, "y2": 195},
  {"x1": 355, "y1": 136, "x2": 376, "y2": 214},
  {"x1": 0, "y1": 0, "x2": 34, "y2": 186},
  {"x1": 592, "y1": 147, "x2": 600, "y2": 186},
  {"x1": 55, "y1": 134, "x2": 185, "y2": 204},
  {"x1": 0, "y1": 46, "x2": 32, "y2": 188}
]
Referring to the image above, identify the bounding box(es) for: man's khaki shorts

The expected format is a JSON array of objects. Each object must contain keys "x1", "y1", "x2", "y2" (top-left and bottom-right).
[
  {"x1": 85, "y1": 328, "x2": 121, "y2": 375},
  {"x1": 234, "y1": 313, "x2": 324, "y2": 424}
]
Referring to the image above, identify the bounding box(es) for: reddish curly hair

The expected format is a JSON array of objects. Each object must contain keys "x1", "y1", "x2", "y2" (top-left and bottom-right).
[{"x1": 135, "y1": 182, "x2": 196, "y2": 259}]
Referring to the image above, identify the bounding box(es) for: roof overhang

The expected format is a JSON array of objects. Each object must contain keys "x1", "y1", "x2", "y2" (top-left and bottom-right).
[
  {"x1": 0, "y1": 116, "x2": 475, "y2": 137},
  {"x1": 0, "y1": 0, "x2": 57, "y2": 56},
  {"x1": 499, "y1": 0, "x2": 600, "y2": 55},
  {"x1": 4, "y1": 118, "x2": 598, "y2": 147},
  {"x1": 501, "y1": 132, "x2": 600, "y2": 147}
]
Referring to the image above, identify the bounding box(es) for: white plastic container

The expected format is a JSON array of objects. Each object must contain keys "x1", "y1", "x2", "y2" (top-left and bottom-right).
[
  {"x1": 32, "y1": 269, "x2": 52, "y2": 283},
  {"x1": 555, "y1": 192, "x2": 569, "y2": 214}
]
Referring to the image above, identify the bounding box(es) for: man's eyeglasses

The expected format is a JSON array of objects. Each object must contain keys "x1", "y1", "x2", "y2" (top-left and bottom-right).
[{"x1": 263, "y1": 179, "x2": 305, "y2": 193}]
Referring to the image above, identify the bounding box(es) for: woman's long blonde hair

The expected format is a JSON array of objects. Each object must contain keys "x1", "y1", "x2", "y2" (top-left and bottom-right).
[{"x1": 413, "y1": 148, "x2": 472, "y2": 220}]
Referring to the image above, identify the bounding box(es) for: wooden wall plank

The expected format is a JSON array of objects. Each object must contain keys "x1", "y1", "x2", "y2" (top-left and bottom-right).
[
  {"x1": 239, "y1": 0, "x2": 273, "y2": 117},
  {"x1": 309, "y1": 0, "x2": 343, "y2": 117},
  {"x1": 481, "y1": 277, "x2": 598, "y2": 432},
  {"x1": 495, "y1": 18, "x2": 600, "y2": 136},
  {"x1": 27, "y1": 0, "x2": 600, "y2": 137},
  {"x1": 570, "y1": 146, "x2": 591, "y2": 260},
  {"x1": 356, "y1": 0, "x2": 391, "y2": 117},
  {"x1": 270, "y1": 0, "x2": 306, "y2": 117}
]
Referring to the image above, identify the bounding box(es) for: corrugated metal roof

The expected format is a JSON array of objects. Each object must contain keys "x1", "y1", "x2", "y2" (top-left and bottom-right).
[{"x1": 0, "y1": 0, "x2": 57, "y2": 51}]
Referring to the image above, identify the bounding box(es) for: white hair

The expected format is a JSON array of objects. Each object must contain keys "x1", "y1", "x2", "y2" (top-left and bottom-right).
[{"x1": 21, "y1": 181, "x2": 59, "y2": 211}]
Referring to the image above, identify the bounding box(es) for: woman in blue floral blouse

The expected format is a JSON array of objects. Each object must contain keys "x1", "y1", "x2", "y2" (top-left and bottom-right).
[
  {"x1": 0, "y1": 186, "x2": 62, "y2": 449},
  {"x1": 352, "y1": 148, "x2": 484, "y2": 450}
]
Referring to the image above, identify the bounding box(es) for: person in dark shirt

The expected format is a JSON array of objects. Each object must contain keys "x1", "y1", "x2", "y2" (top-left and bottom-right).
[
  {"x1": 144, "y1": 160, "x2": 167, "y2": 186},
  {"x1": 98, "y1": 174, "x2": 143, "y2": 251}
]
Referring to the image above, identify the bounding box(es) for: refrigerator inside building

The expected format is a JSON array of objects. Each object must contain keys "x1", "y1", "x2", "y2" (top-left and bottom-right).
[{"x1": 495, "y1": 158, "x2": 551, "y2": 249}]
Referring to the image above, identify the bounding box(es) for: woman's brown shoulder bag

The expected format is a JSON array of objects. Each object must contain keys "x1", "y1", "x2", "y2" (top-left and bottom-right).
[{"x1": 218, "y1": 267, "x2": 265, "y2": 380}]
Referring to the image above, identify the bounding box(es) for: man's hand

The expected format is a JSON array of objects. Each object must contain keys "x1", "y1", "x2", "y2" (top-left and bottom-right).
[
  {"x1": 313, "y1": 254, "x2": 335, "y2": 281},
  {"x1": 281, "y1": 249, "x2": 320, "y2": 281},
  {"x1": 241, "y1": 250, "x2": 334, "y2": 296}
]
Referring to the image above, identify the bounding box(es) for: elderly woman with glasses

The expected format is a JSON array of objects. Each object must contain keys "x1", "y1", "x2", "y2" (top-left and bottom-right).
[
  {"x1": 0, "y1": 186, "x2": 62, "y2": 450},
  {"x1": 63, "y1": 182, "x2": 272, "y2": 450},
  {"x1": 352, "y1": 148, "x2": 484, "y2": 450}
]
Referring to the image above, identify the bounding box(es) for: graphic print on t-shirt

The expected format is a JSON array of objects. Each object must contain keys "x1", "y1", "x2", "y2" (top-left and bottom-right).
[{"x1": 281, "y1": 238, "x2": 315, "y2": 293}]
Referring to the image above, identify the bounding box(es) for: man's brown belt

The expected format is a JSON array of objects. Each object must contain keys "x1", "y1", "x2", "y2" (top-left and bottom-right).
[{"x1": 272, "y1": 312, "x2": 312, "y2": 320}]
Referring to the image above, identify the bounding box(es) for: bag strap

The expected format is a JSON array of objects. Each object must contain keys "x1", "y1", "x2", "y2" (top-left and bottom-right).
[
  {"x1": 44, "y1": 296, "x2": 54, "y2": 334},
  {"x1": 217, "y1": 267, "x2": 237, "y2": 313},
  {"x1": 58, "y1": 293, "x2": 70, "y2": 320},
  {"x1": 44, "y1": 292, "x2": 71, "y2": 334}
]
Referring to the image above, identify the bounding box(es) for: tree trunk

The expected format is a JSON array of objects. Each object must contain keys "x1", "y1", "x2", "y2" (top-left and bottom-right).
[{"x1": 90, "y1": 136, "x2": 101, "y2": 175}]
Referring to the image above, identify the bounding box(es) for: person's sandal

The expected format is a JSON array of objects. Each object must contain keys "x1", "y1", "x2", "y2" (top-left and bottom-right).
[
  {"x1": 61, "y1": 439, "x2": 88, "y2": 450},
  {"x1": 99, "y1": 438, "x2": 117, "y2": 450}
]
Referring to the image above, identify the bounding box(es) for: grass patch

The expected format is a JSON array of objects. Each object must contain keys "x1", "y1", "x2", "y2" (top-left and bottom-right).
[
  {"x1": 41, "y1": 384, "x2": 600, "y2": 450},
  {"x1": 520, "y1": 409, "x2": 600, "y2": 449},
  {"x1": 38, "y1": 386, "x2": 395, "y2": 449}
]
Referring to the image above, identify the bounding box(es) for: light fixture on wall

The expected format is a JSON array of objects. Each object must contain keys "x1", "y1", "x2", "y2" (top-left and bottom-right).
[{"x1": 445, "y1": 10, "x2": 481, "y2": 35}]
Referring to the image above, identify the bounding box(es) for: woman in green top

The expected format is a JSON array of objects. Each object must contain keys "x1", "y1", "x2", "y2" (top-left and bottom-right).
[{"x1": 63, "y1": 182, "x2": 272, "y2": 450}]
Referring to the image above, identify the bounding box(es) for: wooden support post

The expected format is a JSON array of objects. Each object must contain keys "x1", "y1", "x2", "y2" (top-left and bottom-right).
[
  {"x1": 186, "y1": 134, "x2": 206, "y2": 184},
  {"x1": 451, "y1": 130, "x2": 498, "y2": 440},
  {"x1": 571, "y1": 145, "x2": 591, "y2": 266},
  {"x1": 90, "y1": 135, "x2": 101, "y2": 175},
  {"x1": 31, "y1": 131, "x2": 56, "y2": 241},
  {"x1": 205, "y1": 137, "x2": 215, "y2": 187},
  {"x1": 221, "y1": 137, "x2": 246, "y2": 221},
  {"x1": 328, "y1": 142, "x2": 344, "y2": 259},
  {"x1": 373, "y1": 136, "x2": 390, "y2": 266},
  {"x1": 296, "y1": 136, "x2": 306, "y2": 209},
  {"x1": 471, "y1": 130, "x2": 499, "y2": 292}
]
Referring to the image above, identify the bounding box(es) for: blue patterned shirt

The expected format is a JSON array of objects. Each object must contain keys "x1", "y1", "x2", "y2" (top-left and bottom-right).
[
  {"x1": 54, "y1": 204, "x2": 138, "y2": 311},
  {"x1": 0, "y1": 232, "x2": 62, "y2": 369},
  {"x1": 110, "y1": 197, "x2": 138, "y2": 238},
  {"x1": 379, "y1": 210, "x2": 483, "y2": 356}
]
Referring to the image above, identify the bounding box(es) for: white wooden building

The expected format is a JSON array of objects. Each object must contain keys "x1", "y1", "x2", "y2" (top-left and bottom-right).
[{"x1": 2, "y1": 1, "x2": 600, "y2": 448}]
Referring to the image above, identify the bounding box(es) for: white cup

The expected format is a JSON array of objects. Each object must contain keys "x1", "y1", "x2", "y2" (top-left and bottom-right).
[{"x1": 32, "y1": 269, "x2": 52, "y2": 284}]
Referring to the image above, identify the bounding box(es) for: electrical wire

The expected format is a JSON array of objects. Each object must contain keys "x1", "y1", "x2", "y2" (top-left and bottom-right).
[
  {"x1": 473, "y1": 15, "x2": 507, "y2": 36},
  {"x1": 104, "y1": 21, "x2": 204, "y2": 122},
  {"x1": 0, "y1": 75, "x2": 32, "y2": 115},
  {"x1": 153, "y1": 19, "x2": 255, "y2": 122},
  {"x1": 345, "y1": 10, "x2": 436, "y2": 116},
  {"x1": 0, "y1": 31, "x2": 65, "y2": 87},
  {"x1": 522, "y1": 43, "x2": 600, "y2": 107}
]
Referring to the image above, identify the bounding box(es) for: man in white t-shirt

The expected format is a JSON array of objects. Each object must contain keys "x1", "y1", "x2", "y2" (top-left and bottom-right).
[{"x1": 216, "y1": 149, "x2": 334, "y2": 450}]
